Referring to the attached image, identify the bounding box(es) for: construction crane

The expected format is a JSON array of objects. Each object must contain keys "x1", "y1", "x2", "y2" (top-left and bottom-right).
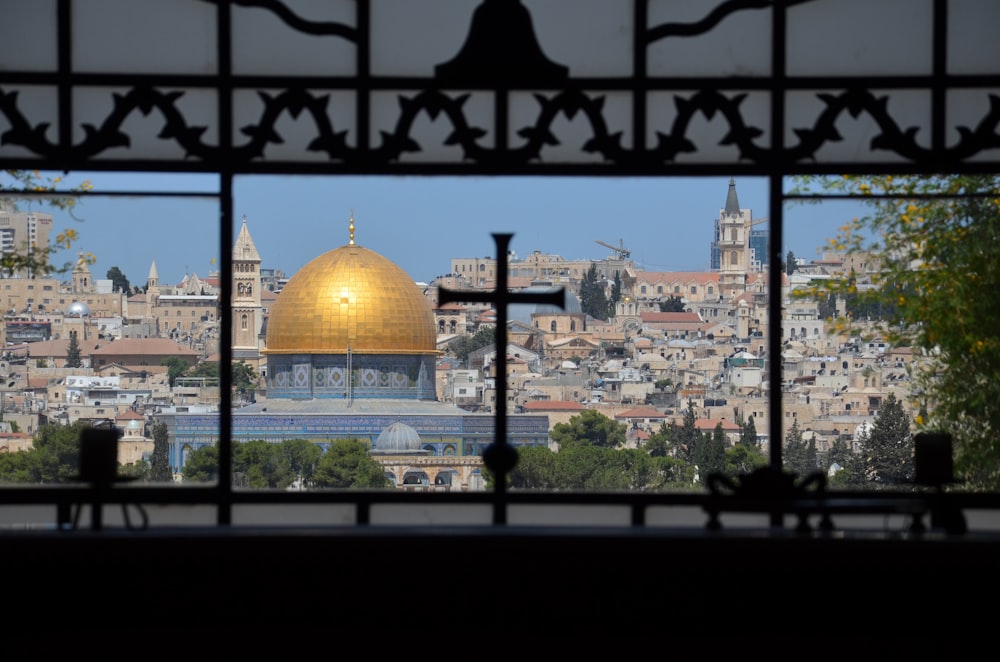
[{"x1": 595, "y1": 238, "x2": 631, "y2": 260}]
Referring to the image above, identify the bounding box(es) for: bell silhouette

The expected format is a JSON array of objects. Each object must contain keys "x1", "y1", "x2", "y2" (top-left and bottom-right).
[{"x1": 436, "y1": 0, "x2": 569, "y2": 87}]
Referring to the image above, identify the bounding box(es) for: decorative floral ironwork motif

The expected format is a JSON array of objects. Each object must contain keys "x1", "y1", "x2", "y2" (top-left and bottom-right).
[{"x1": 1, "y1": 0, "x2": 997, "y2": 173}]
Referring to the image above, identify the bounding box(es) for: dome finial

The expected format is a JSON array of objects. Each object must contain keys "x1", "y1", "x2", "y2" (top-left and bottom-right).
[{"x1": 349, "y1": 210, "x2": 355, "y2": 245}]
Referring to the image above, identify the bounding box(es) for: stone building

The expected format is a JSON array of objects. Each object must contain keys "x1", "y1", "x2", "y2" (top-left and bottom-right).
[{"x1": 158, "y1": 219, "x2": 551, "y2": 487}]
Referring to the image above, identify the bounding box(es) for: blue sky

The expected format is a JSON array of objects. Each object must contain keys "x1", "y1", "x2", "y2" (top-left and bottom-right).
[{"x1": 19, "y1": 172, "x2": 862, "y2": 288}]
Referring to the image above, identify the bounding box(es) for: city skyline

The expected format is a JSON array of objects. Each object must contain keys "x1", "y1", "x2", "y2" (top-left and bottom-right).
[{"x1": 23, "y1": 172, "x2": 864, "y2": 289}]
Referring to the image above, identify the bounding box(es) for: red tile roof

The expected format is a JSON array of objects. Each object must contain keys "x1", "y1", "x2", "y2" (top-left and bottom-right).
[{"x1": 694, "y1": 418, "x2": 741, "y2": 431}]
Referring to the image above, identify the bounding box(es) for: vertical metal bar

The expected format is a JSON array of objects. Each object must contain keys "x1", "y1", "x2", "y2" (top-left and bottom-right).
[
  {"x1": 490, "y1": 233, "x2": 511, "y2": 524},
  {"x1": 768, "y1": 0, "x2": 788, "y2": 528},
  {"x1": 633, "y1": 0, "x2": 647, "y2": 154},
  {"x1": 216, "y1": 0, "x2": 234, "y2": 526},
  {"x1": 931, "y1": 0, "x2": 947, "y2": 156},
  {"x1": 357, "y1": 0, "x2": 370, "y2": 153},
  {"x1": 56, "y1": 0, "x2": 71, "y2": 169}
]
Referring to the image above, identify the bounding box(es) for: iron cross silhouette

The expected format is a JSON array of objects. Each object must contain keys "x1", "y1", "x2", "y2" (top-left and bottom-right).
[{"x1": 437, "y1": 233, "x2": 564, "y2": 523}]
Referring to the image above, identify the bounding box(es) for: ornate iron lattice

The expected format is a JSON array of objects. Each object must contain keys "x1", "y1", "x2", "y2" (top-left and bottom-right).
[{"x1": 1, "y1": 0, "x2": 998, "y2": 175}]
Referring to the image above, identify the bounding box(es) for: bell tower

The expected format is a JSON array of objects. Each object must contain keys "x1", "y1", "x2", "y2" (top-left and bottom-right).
[
  {"x1": 717, "y1": 179, "x2": 751, "y2": 299},
  {"x1": 232, "y1": 215, "x2": 263, "y2": 360}
]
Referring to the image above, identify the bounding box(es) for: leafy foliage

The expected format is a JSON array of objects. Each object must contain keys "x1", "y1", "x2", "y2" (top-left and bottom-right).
[
  {"x1": 658, "y1": 296, "x2": 686, "y2": 312},
  {"x1": 161, "y1": 356, "x2": 193, "y2": 387},
  {"x1": 579, "y1": 263, "x2": 610, "y2": 321},
  {"x1": 149, "y1": 421, "x2": 173, "y2": 482},
  {"x1": 449, "y1": 327, "x2": 495, "y2": 364},
  {"x1": 65, "y1": 333, "x2": 83, "y2": 368},
  {"x1": 0, "y1": 421, "x2": 90, "y2": 484},
  {"x1": 550, "y1": 409, "x2": 626, "y2": 450},
  {"x1": 0, "y1": 170, "x2": 94, "y2": 276},
  {"x1": 857, "y1": 393, "x2": 913, "y2": 486},
  {"x1": 791, "y1": 174, "x2": 1000, "y2": 488},
  {"x1": 106, "y1": 266, "x2": 130, "y2": 294},
  {"x1": 311, "y1": 439, "x2": 388, "y2": 489},
  {"x1": 783, "y1": 419, "x2": 818, "y2": 478}
]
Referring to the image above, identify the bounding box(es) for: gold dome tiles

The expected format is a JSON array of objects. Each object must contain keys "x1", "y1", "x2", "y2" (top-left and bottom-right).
[{"x1": 265, "y1": 243, "x2": 437, "y2": 355}]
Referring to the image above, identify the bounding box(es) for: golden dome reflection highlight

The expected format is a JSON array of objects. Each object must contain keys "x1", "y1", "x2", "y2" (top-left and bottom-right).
[{"x1": 264, "y1": 241, "x2": 438, "y2": 356}]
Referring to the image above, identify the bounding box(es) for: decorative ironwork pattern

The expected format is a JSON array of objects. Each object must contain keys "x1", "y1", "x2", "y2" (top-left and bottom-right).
[{"x1": 2, "y1": 0, "x2": 998, "y2": 175}]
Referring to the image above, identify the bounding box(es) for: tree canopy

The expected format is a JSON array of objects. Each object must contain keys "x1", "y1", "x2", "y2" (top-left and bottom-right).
[
  {"x1": 106, "y1": 266, "x2": 130, "y2": 294},
  {"x1": 550, "y1": 409, "x2": 626, "y2": 450},
  {"x1": 579, "y1": 263, "x2": 610, "y2": 321},
  {"x1": 791, "y1": 174, "x2": 1000, "y2": 488},
  {"x1": 0, "y1": 170, "x2": 94, "y2": 276}
]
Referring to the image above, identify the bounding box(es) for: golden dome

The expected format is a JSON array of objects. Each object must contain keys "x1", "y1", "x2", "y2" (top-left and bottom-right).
[{"x1": 265, "y1": 243, "x2": 437, "y2": 355}]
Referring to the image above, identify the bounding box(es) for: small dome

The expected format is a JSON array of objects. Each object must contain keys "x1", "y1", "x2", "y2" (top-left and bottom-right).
[
  {"x1": 66, "y1": 301, "x2": 90, "y2": 317},
  {"x1": 373, "y1": 421, "x2": 424, "y2": 454},
  {"x1": 126, "y1": 419, "x2": 142, "y2": 431}
]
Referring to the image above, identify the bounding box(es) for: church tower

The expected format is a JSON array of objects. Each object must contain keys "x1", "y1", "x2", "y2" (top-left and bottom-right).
[
  {"x1": 715, "y1": 178, "x2": 752, "y2": 299},
  {"x1": 146, "y1": 260, "x2": 160, "y2": 307},
  {"x1": 232, "y1": 215, "x2": 263, "y2": 361},
  {"x1": 72, "y1": 252, "x2": 93, "y2": 294}
]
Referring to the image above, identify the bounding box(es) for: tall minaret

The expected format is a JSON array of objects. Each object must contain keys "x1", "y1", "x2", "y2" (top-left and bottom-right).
[
  {"x1": 717, "y1": 178, "x2": 752, "y2": 299},
  {"x1": 232, "y1": 215, "x2": 263, "y2": 357}
]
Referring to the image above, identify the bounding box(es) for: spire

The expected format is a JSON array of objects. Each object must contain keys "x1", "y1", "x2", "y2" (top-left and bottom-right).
[
  {"x1": 349, "y1": 210, "x2": 355, "y2": 245},
  {"x1": 233, "y1": 214, "x2": 261, "y2": 261},
  {"x1": 725, "y1": 177, "x2": 741, "y2": 215},
  {"x1": 147, "y1": 260, "x2": 159, "y2": 281}
]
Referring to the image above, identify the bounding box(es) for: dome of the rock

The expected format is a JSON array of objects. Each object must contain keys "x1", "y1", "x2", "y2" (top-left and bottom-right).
[
  {"x1": 263, "y1": 233, "x2": 440, "y2": 400},
  {"x1": 265, "y1": 243, "x2": 437, "y2": 355}
]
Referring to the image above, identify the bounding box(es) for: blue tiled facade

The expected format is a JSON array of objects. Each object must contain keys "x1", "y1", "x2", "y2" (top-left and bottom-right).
[
  {"x1": 267, "y1": 354, "x2": 437, "y2": 400},
  {"x1": 161, "y1": 410, "x2": 550, "y2": 472}
]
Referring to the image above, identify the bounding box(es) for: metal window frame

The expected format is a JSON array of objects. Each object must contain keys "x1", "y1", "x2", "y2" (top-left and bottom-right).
[{"x1": 1, "y1": 0, "x2": 999, "y2": 529}]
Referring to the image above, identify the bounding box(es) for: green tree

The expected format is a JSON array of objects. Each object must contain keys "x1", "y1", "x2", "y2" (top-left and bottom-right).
[
  {"x1": 0, "y1": 170, "x2": 93, "y2": 277},
  {"x1": 450, "y1": 327, "x2": 495, "y2": 364},
  {"x1": 735, "y1": 408, "x2": 758, "y2": 448},
  {"x1": 724, "y1": 442, "x2": 767, "y2": 476},
  {"x1": 231, "y1": 361, "x2": 258, "y2": 397},
  {"x1": 658, "y1": 296, "x2": 686, "y2": 313},
  {"x1": 579, "y1": 263, "x2": 609, "y2": 321},
  {"x1": 785, "y1": 250, "x2": 798, "y2": 276},
  {"x1": 161, "y1": 356, "x2": 192, "y2": 387},
  {"x1": 106, "y1": 266, "x2": 130, "y2": 294},
  {"x1": 554, "y1": 445, "x2": 629, "y2": 490},
  {"x1": 65, "y1": 332, "x2": 83, "y2": 368},
  {"x1": 186, "y1": 361, "x2": 218, "y2": 380},
  {"x1": 234, "y1": 439, "x2": 285, "y2": 488},
  {"x1": 0, "y1": 421, "x2": 91, "y2": 484},
  {"x1": 827, "y1": 436, "x2": 862, "y2": 487},
  {"x1": 311, "y1": 439, "x2": 388, "y2": 489},
  {"x1": 644, "y1": 422, "x2": 673, "y2": 458},
  {"x1": 182, "y1": 445, "x2": 218, "y2": 483},
  {"x1": 278, "y1": 439, "x2": 323, "y2": 489},
  {"x1": 672, "y1": 400, "x2": 701, "y2": 464},
  {"x1": 791, "y1": 174, "x2": 1000, "y2": 488},
  {"x1": 507, "y1": 445, "x2": 559, "y2": 489},
  {"x1": 610, "y1": 270, "x2": 622, "y2": 311},
  {"x1": 783, "y1": 419, "x2": 817, "y2": 477},
  {"x1": 692, "y1": 423, "x2": 726, "y2": 482},
  {"x1": 149, "y1": 421, "x2": 173, "y2": 482},
  {"x1": 859, "y1": 393, "x2": 913, "y2": 486},
  {"x1": 550, "y1": 409, "x2": 626, "y2": 450}
]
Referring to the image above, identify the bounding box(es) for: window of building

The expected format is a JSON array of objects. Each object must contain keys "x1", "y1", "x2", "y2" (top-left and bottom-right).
[{"x1": 1, "y1": 3, "x2": 997, "y2": 548}]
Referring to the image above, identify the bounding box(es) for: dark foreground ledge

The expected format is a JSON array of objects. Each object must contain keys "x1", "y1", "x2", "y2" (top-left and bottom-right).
[{"x1": 2, "y1": 525, "x2": 997, "y2": 656}]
